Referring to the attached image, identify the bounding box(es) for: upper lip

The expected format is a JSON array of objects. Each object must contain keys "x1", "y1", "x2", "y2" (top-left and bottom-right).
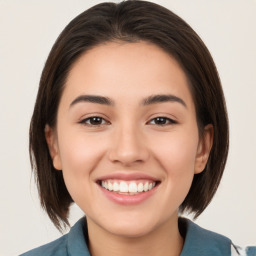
[{"x1": 96, "y1": 172, "x2": 159, "y2": 182}]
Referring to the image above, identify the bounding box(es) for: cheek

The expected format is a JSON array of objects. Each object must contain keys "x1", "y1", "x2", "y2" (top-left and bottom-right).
[
  {"x1": 56, "y1": 129, "x2": 107, "y2": 198},
  {"x1": 153, "y1": 130, "x2": 199, "y2": 174},
  {"x1": 151, "y1": 128, "x2": 199, "y2": 200},
  {"x1": 58, "y1": 128, "x2": 106, "y2": 171}
]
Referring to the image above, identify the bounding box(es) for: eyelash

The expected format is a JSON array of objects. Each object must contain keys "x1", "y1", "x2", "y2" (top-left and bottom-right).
[
  {"x1": 79, "y1": 116, "x2": 177, "y2": 127},
  {"x1": 79, "y1": 116, "x2": 109, "y2": 126},
  {"x1": 148, "y1": 117, "x2": 177, "y2": 126}
]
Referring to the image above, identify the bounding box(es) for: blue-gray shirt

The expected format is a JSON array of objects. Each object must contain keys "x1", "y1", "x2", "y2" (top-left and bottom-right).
[{"x1": 20, "y1": 217, "x2": 256, "y2": 256}]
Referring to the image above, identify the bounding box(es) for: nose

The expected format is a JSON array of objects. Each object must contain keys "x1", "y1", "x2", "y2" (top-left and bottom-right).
[{"x1": 108, "y1": 124, "x2": 150, "y2": 166}]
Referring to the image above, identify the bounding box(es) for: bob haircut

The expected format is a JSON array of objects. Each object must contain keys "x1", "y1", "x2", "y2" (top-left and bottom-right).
[{"x1": 29, "y1": 0, "x2": 229, "y2": 231}]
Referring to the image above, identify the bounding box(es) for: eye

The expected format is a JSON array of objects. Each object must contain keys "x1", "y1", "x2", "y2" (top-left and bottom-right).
[
  {"x1": 148, "y1": 117, "x2": 177, "y2": 126},
  {"x1": 80, "y1": 116, "x2": 109, "y2": 126}
]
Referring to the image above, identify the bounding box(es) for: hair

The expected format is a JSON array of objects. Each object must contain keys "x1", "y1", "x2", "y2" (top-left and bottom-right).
[{"x1": 29, "y1": 0, "x2": 229, "y2": 231}]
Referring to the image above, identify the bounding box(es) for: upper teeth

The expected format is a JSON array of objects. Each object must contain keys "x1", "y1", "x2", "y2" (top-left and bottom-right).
[{"x1": 101, "y1": 180, "x2": 156, "y2": 193}]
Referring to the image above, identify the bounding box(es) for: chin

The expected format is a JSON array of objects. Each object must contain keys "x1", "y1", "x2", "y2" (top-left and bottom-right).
[
  {"x1": 96, "y1": 210, "x2": 167, "y2": 239},
  {"x1": 105, "y1": 220, "x2": 156, "y2": 238}
]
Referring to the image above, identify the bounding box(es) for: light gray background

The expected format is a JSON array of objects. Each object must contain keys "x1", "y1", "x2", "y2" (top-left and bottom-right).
[{"x1": 0, "y1": 1, "x2": 255, "y2": 255}]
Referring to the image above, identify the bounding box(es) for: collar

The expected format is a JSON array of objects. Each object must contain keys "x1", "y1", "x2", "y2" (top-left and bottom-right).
[
  {"x1": 67, "y1": 217, "x2": 90, "y2": 256},
  {"x1": 67, "y1": 217, "x2": 231, "y2": 256},
  {"x1": 179, "y1": 217, "x2": 231, "y2": 255}
]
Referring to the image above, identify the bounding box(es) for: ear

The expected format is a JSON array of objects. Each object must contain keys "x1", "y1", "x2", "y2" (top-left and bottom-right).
[
  {"x1": 194, "y1": 124, "x2": 214, "y2": 174},
  {"x1": 45, "y1": 124, "x2": 62, "y2": 170}
]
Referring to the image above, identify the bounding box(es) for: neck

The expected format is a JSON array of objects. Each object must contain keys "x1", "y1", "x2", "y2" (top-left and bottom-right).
[{"x1": 87, "y1": 214, "x2": 184, "y2": 256}]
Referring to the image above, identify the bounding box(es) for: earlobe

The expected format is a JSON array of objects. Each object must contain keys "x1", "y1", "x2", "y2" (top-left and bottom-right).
[
  {"x1": 194, "y1": 124, "x2": 214, "y2": 174},
  {"x1": 45, "y1": 124, "x2": 62, "y2": 170}
]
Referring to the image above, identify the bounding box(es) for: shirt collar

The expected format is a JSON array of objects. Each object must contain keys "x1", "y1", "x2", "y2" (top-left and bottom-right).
[
  {"x1": 67, "y1": 217, "x2": 90, "y2": 256},
  {"x1": 179, "y1": 217, "x2": 231, "y2": 256}
]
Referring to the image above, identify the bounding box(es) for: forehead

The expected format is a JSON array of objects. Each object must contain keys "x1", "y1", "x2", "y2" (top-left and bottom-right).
[{"x1": 61, "y1": 41, "x2": 194, "y2": 110}]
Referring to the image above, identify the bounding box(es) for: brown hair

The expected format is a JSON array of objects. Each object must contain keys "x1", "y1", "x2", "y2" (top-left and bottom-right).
[{"x1": 29, "y1": 0, "x2": 229, "y2": 231}]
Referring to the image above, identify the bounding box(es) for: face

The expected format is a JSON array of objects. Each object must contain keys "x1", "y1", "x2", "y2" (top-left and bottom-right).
[{"x1": 46, "y1": 41, "x2": 212, "y2": 238}]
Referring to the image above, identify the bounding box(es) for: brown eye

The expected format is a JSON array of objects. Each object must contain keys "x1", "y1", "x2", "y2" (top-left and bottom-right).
[
  {"x1": 80, "y1": 116, "x2": 108, "y2": 126},
  {"x1": 149, "y1": 117, "x2": 176, "y2": 126}
]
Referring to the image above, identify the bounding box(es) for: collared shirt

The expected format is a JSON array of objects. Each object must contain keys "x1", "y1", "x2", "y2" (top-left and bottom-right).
[{"x1": 20, "y1": 217, "x2": 256, "y2": 256}]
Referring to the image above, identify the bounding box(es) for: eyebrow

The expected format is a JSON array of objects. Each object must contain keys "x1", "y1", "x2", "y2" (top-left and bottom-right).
[
  {"x1": 142, "y1": 94, "x2": 187, "y2": 108},
  {"x1": 70, "y1": 94, "x2": 187, "y2": 108},
  {"x1": 70, "y1": 95, "x2": 114, "y2": 107}
]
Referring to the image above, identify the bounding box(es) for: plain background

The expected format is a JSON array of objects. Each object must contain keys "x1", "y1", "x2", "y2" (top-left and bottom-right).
[{"x1": 0, "y1": 0, "x2": 255, "y2": 255}]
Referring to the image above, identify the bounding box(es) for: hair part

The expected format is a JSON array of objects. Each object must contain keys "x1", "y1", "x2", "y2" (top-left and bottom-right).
[{"x1": 29, "y1": 0, "x2": 229, "y2": 231}]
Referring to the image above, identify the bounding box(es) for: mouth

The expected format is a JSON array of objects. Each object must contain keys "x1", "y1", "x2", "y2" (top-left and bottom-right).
[
  {"x1": 96, "y1": 173, "x2": 161, "y2": 205},
  {"x1": 98, "y1": 179, "x2": 159, "y2": 195}
]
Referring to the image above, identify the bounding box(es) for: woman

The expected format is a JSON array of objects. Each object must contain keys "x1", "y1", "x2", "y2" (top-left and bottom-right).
[{"x1": 21, "y1": 1, "x2": 255, "y2": 255}]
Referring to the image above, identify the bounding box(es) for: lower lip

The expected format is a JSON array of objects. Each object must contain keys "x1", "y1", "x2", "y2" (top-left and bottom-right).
[{"x1": 98, "y1": 184, "x2": 159, "y2": 205}]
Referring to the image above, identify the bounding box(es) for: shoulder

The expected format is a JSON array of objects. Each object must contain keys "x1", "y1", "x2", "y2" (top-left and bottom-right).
[
  {"x1": 19, "y1": 235, "x2": 68, "y2": 256},
  {"x1": 179, "y1": 218, "x2": 256, "y2": 256},
  {"x1": 19, "y1": 217, "x2": 91, "y2": 256}
]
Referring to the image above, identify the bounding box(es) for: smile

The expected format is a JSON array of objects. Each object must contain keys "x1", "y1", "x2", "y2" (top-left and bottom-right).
[
  {"x1": 96, "y1": 173, "x2": 160, "y2": 205},
  {"x1": 101, "y1": 180, "x2": 157, "y2": 194}
]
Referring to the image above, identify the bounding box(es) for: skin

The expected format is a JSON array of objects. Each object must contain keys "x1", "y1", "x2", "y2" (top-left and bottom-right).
[{"x1": 45, "y1": 41, "x2": 213, "y2": 256}]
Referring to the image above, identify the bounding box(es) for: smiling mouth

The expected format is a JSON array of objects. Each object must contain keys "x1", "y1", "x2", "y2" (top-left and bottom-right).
[{"x1": 98, "y1": 180, "x2": 160, "y2": 195}]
